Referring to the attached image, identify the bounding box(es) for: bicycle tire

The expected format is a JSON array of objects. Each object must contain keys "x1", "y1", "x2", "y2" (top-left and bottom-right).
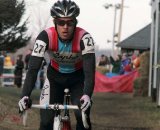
[{"x1": 62, "y1": 120, "x2": 72, "y2": 130}]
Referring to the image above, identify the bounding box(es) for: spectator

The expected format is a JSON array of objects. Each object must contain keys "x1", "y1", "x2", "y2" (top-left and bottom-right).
[
  {"x1": 24, "y1": 49, "x2": 32, "y2": 70},
  {"x1": 133, "y1": 56, "x2": 140, "y2": 69},
  {"x1": 4, "y1": 56, "x2": 12, "y2": 66},
  {"x1": 131, "y1": 50, "x2": 140, "y2": 69},
  {"x1": 14, "y1": 55, "x2": 24, "y2": 88},
  {"x1": 119, "y1": 53, "x2": 132, "y2": 75},
  {"x1": 98, "y1": 54, "x2": 108, "y2": 66},
  {"x1": 110, "y1": 55, "x2": 121, "y2": 74},
  {"x1": 98, "y1": 54, "x2": 112, "y2": 73},
  {"x1": 0, "y1": 52, "x2": 4, "y2": 86}
]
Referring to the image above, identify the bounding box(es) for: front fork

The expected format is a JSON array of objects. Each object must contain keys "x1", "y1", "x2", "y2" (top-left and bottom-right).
[
  {"x1": 54, "y1": 88, "x2": 72, "y2": 130},
  {"x1": 62, "y1": 88, "x2": 72, "y2": 130}
]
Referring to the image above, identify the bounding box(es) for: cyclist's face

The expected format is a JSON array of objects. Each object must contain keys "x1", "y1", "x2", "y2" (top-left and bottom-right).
[{"x1": 55, "y1": 17, "x2": 76, "y2": 40}]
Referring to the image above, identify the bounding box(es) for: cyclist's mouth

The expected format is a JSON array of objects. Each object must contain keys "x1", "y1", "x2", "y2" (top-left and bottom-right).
[{"x1": 63, "y1": 32, "x2": 69, "y2": 36}]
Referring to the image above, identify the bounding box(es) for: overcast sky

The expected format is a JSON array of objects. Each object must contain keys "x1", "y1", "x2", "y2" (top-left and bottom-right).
[{"x1": 24, "y1": 0, "x2": 151, "y2": 50}]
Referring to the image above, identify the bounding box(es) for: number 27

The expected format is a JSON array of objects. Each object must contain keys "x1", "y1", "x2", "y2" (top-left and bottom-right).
[
  {"x1": 34, "y1": 43, "x2": 44, "y2": 53},
  {"x1": 85, "y1": 37, "x2": 94, "y2": 46}
]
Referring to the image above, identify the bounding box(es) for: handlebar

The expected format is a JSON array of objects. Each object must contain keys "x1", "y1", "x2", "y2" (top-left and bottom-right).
[
  {"x1": 31, "y1": 104, "x2": 89, "y2": 129},
  {"x1": 32, "y1": 104, "x2": 79, "y2": 110}
]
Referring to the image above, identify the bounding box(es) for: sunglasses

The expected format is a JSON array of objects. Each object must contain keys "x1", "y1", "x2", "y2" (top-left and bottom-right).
[{"x1": 55, "y1": 19, "x2": 76, "y2": 26}]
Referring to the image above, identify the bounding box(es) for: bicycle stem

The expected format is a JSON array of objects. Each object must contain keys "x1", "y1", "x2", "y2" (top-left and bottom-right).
[{"x1": 64, "y1": 88, "x2": 70, "y2": 117}]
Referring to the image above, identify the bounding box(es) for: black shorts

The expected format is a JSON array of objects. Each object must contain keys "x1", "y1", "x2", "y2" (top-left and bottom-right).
[{"x1": 40, "y1": 64, "x2": 85, "y2": 105}]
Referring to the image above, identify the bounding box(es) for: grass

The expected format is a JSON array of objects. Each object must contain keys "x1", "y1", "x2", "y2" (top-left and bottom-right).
[{"x1": 0, "y1": 87, "x2": 160, "y2": 130}]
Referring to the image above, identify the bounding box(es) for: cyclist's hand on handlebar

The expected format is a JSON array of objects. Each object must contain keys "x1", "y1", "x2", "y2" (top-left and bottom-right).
[
  {"x1": 18, "y1": 96, "x2": 32, "y2": 113},
  {"x1": 80, "y1": 95, "x2": 91, "y2": 112}
]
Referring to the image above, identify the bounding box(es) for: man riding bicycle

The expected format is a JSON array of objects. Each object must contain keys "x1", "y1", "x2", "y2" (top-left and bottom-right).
[{"x1": 18, "y1": 0, "x2": 95, "y2": 130}]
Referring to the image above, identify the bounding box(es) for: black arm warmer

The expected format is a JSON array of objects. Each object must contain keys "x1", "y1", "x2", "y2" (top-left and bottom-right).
[
  {"x1": 82, "y1": 53, "x2": 95, "y2": 97},
  {"x1": 22, "y1": 56, "x2": 44, "y2": 97},
  {"x1": 21, "y1": 30, "x2": 49, "y2": 97}
]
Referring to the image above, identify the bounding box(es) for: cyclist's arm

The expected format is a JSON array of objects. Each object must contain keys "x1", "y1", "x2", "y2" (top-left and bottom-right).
[
  {"x1": 80, "y1": 33, "x2": 95, "y2": 98},
  {"x1": 22, "y1": 31, "x2": 49, "y2": 97}
]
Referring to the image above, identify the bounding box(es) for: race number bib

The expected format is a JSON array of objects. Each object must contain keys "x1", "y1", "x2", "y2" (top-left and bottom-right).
[
  {"x1": 81, "y1": 33, "x2": 95, "y2": 55},
  {"x1": 32, "y1": 40, "x2": 46, "y2": 57}
]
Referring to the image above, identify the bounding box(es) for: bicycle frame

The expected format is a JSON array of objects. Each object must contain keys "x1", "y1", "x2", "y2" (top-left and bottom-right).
[{"x1": 31, "y1": 88, "x2": 89, "y2": 130}]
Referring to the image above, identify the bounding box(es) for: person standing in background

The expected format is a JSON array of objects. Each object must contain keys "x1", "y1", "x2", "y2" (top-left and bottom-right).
[
  {"x1": 0, "y1": 52, "x2": 4, "y2": 86},
  {"x1": 131, "y1": 50, "x2": 140, "y2": 69},
  {"x1": 14, "y1": 55, "x2": 24, "y2": 88},
  {"x1": 119, "y1": 53, "x2": 132, "y2": 75},
  {"x1": 24, "y1": 49, "x2": 32, "y2": 71},
  {"x1": 109, "y1": 55, "x2": 121, "y2": 74}
]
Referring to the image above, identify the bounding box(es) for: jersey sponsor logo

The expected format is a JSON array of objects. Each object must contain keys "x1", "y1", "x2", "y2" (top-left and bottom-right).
[
  {"x1": 81, "y1": 33, "x2": 95, "y2": 55},
  {"x1": 48, "y1": 51, "x2": 82, "y2": 65},
  {"x1": 32, "y1": 40, "x2": 47, "y2": 57}
]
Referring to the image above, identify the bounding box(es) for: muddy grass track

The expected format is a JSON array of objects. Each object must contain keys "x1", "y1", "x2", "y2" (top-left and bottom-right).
[{"x1": 1, "y1": 87, "x2": 160, "y2": 130}]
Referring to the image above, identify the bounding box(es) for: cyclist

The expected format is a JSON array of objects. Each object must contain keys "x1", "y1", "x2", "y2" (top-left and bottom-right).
[{"x1": 18, "y1": 0, "x2": 95, "y2": 130}]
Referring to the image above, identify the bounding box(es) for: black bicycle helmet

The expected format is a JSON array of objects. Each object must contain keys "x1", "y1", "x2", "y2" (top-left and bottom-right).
[{"x1": 50, "y1": 0, "x2": 80, "y2": 18}]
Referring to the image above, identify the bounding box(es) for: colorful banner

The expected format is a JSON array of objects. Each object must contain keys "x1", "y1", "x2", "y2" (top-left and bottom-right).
[{"x1": 94, "y1": 70, "x2": 139, "y2": 93}]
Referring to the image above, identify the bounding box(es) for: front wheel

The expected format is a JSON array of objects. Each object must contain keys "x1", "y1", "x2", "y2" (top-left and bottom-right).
[
  {"x1": 62, "y1": 120, "x2": 72, "y2": 130},
  {"x1": 54, "y1": 115, "x2": 61, "y2": 130}
]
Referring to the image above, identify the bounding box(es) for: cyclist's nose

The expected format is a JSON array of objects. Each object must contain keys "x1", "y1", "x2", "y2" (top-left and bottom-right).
[{"x1": 64, "y1": 24, "x2": 68, "y2": 28}]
